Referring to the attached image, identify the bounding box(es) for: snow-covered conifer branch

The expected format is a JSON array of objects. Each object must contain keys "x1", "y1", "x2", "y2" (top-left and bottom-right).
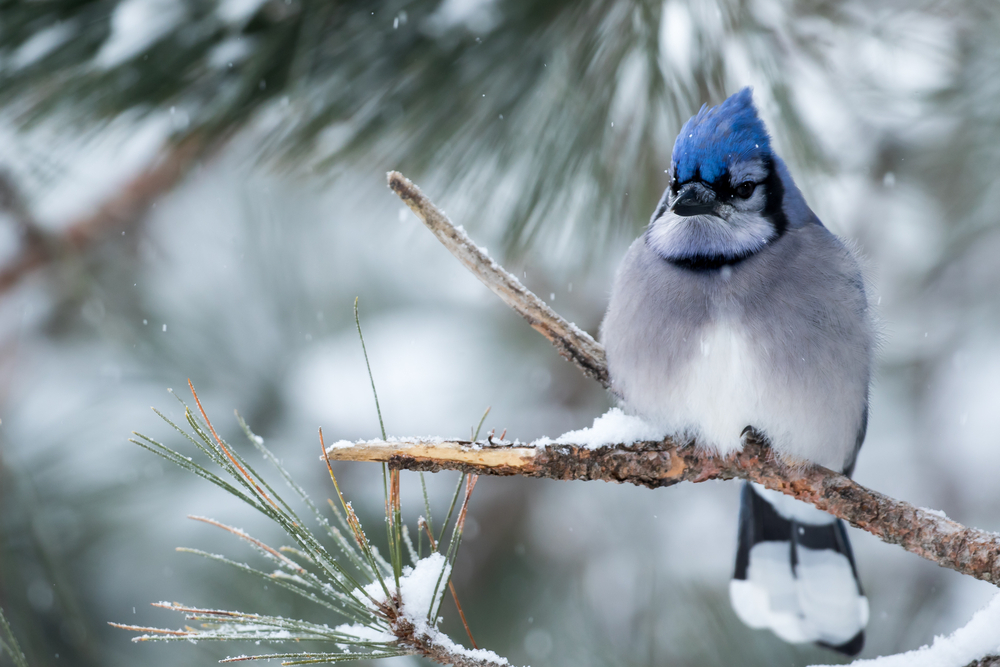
[
  {"x1": 117, "y1": 387, "x2": 514, "y2": 667},
  {"x1": 383, "y1": 171, "x2": 1000, "y2": 589}
]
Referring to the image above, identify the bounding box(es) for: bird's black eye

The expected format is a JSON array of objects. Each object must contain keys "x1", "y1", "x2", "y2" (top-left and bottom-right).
[{"x1": 735, "y1": 181, "x2": 756, "y2": 199}]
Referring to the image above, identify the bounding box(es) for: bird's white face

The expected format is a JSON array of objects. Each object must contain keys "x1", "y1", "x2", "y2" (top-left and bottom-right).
[{"x1": 645, "y1": 157, "x2": 781, "y2": 268}]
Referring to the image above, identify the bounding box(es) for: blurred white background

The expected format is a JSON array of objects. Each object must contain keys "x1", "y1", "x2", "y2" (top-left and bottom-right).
[{"x1": 1, "y1": 1, "x2": 999, "y2": 666}]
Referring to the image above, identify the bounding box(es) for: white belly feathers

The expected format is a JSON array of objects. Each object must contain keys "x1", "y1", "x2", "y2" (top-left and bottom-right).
[{"x1": 622, "y1": 317, "x2": 853, "y2": 471}]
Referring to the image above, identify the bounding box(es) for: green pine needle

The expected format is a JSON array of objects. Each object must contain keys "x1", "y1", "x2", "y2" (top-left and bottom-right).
[
  {"x1": 0, "y1": 606, "x2": 28, "y2": 667},
  {"x1": 120, "y1": 376, "x2": 481, "y2": 665}
]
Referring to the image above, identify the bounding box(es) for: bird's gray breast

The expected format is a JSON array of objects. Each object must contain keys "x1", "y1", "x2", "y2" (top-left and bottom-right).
[{"x1": 600, "y1": 225, "x2": 872, "y2": 472}]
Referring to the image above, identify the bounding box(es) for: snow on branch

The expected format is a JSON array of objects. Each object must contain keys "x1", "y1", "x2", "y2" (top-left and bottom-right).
[
  {"x1": 388, "y1": 171, "x2": 609, "y2": 387},
  {"x1": 381, "y1": 171, "x2": 1000, "y2": 665},
  {"x1": 323, "y1": 431, "x2": 1000, "y2": 588},
  {"x1": 383, "y1": 170, "x2": 1000, "y2": 589},
  {"x1": 809, "y1": 592, "x2": 1000, "y2": 667}
]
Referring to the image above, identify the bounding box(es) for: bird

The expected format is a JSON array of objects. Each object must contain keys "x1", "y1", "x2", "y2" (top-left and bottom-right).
[{"x1": 600, "y1": 87, "x2": 873, "y2": 655}]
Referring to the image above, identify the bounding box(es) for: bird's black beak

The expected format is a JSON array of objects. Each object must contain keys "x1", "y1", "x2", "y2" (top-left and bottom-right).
[{"x1": 671, "y1": 183, "x2": 717, "y2": 217}]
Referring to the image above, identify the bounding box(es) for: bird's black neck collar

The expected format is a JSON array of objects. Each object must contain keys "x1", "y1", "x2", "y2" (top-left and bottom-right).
[{"x1": 668, "y1": 251, "x2": 755, "y2": 271}]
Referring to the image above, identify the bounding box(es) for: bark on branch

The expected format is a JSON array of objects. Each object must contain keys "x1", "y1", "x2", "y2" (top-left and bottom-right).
[
  {"x1": 392, "y1": 617, "x2": 508, "y2": 667},
  {"x1": 384, "y1": 169, "x2": 1000, "y2": 589},
  {"x1": 324, "y1": 435, "x2": 1000, "y2": 587},
  {"x1": 387, "y1": 171, "x2": 609, "y2": 387}
]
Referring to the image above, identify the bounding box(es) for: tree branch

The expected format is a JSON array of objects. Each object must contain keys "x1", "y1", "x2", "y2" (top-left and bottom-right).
[
  {"x1": 393, "y1": 617, "x2": 508, "y2": 667},
  {"x1": 324, "y1": 435, "x2": 1000, "y2": 587},
  {"x1": 384, "y1": 170, "x2": 1000, "y2": 587},
  {"x1": 387, "y1": 171, "x2": 609, "y2": 387},
  {"x1": 0, "y1": 132, "x2": 215, "y2": 295},
  {"x1": 381, "y1": 169, "x2": 1000, "y2": 662}
]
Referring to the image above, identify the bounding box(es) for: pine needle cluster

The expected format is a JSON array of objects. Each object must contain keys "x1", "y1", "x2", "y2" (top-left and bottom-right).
[
  {"x1": 114, "y1": 380, "x2": 484, "y2": 665},
  {"x1": 111, "y1": 301, "x2": 493, "y2": 666}
]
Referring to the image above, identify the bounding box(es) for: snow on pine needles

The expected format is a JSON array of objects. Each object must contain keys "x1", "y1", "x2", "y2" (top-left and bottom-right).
[{"x1": 111, "y1": 382, "x2": 495, "y2": 666}]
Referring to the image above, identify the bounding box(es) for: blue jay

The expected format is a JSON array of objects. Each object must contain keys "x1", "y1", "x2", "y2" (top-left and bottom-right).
[{"x1": 600, "y1": 88, "x2": 873, "y2": 655}]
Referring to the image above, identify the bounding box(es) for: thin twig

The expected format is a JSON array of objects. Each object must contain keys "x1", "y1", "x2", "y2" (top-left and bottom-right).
[
  {"x1": 383, "y1": 171, "x2": 1000, "y2": 585},
  {"x1": 323, "y1": 435, "x2": 1000, "y2": 588},
  {"x1": 382, "y1": 171, "x2": 1000, "y2": 667},
  {"x1": 387, "y1": 171, "x2": 609, "y2": 387}
]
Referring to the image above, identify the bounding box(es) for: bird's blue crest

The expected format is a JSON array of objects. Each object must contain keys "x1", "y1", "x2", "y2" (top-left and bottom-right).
[{"x1": 672, "y1": 88, "x2": 771, "y2": 184}]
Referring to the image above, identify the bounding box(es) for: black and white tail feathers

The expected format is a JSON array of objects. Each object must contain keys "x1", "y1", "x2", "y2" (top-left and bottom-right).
[{"x1": 729, "y1": 483, "x2": 867, "y2": 656}]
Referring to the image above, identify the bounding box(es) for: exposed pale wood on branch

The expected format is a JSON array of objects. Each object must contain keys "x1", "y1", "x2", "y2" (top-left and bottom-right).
[
  {"x1": 387, "y1": 171, "x2": 609, "y2": 387},
  {"x1": 324, "y1": 435, "x2": 1000, "y2": 587},
  {"x1": 382, "y1": 171, "x2": 1000, "y2": 665},
  {"x1": 383, "y1": 170, "x2": 1000, "y2": 586},
  {"x1": 328, "y1": 440, "x2": 536, "y2": 468}
]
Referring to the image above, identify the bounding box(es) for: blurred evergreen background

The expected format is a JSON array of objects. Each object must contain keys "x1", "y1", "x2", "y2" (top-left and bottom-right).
[{"x1": 1, "y1": 0, "x2": 999, "y2": 665}]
